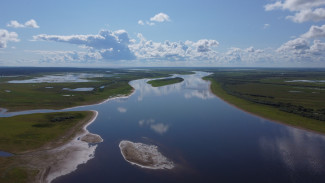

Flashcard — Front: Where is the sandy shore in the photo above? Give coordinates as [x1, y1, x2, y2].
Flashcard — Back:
[11, 110, 102, 183]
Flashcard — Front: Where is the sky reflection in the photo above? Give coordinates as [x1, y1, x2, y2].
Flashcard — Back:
[259, 127, 325, 174]
[131, 71, 213, 101]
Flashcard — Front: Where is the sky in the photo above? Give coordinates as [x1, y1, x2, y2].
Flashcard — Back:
[1, 0, 325, 67]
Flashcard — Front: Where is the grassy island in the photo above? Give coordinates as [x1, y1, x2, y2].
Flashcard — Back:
[0, 111, 95, 183]
[147, 77, 184, 87]
[204, 69, 325, 134]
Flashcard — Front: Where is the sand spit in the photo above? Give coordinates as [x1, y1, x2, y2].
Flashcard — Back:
[119, 140, 174, 170]
[12, 111, 102, 183]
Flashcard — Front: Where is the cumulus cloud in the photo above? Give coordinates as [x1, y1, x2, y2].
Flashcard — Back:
[31, 50, 102, 63]
[265, 0, 325, 11]
[276, 23, 325, 64]
[7, 19, 39, 28]
[138, 12, 170, 26]
[33, 30, 135, 60]
[277, 38, 310, 54]
[192, 39, 219, 52]
[287, 8, 325, 23]
[129, 33, 219, 61]
[138, 20, 144, 25]
[265, 0, 325, 23]
[150, 13, 170, 22]
[0, 29, 19, 48]
[301, 24, 325, 38]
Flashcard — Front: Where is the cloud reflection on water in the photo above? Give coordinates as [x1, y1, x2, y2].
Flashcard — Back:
[130, 71, 213, 101]
[259, 127, 325, 175]
[117, 107, 127, 113]
[138, 119, 169, 135]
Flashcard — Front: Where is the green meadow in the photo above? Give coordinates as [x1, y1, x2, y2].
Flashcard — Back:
[147, 77, 184, 87]
[204, 68, 325, 133]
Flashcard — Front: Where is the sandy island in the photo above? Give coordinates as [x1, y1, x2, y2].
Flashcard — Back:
[119, 140, 174, 170]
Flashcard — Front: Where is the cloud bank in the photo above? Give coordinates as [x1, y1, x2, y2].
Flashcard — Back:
[34, 30, 135, 60]
[265, 0, 325, 23]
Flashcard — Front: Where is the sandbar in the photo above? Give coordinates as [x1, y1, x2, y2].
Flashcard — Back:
[119, 140, 174, 170]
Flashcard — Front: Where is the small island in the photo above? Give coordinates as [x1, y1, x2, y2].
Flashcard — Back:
[147, 77, 184, 87]
[119, 140, 174, 169]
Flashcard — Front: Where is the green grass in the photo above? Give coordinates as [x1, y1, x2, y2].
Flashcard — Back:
[0, 68, 193, 112]
[0, 111, 94, 183]
[204, 71, 325, 134]
[147, 77, 184, 87]
[0, 111, 94, 154]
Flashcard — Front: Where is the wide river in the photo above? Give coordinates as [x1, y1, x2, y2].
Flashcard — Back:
[3, 71, 325, 182]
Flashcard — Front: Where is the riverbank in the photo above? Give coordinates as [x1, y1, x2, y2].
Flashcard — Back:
[0, 110, 101, 183]
[205, 77, 325, 134]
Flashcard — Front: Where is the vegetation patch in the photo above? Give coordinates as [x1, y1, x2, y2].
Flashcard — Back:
[0, 111, 92, 154]
[147, 77, 184, 87]
[0, 111, 94, 183]
[0, 68, 193, 111]
[204, 68, 325, 134]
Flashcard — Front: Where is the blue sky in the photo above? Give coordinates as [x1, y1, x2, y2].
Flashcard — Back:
[1, 0, 325, 67]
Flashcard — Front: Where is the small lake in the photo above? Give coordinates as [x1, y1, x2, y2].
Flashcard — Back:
[2, 71, 325, 183]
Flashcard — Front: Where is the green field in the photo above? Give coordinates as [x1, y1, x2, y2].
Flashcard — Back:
[204, 68, 325, 133]
[147, 77, 184, 87]
[0, 111, 94, 183]
[0, 68, 192, 112]
[0, 111, 94, 154]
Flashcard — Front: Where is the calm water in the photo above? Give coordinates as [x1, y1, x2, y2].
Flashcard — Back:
[3, 71, 325, 182]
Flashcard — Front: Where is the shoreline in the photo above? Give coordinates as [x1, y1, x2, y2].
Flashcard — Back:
[0, 87, 136, 115]
[62, 88, 136, 111]
[38, 110, 101, 183]
[205, 78, 325, 136]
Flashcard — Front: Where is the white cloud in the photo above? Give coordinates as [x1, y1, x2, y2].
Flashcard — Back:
[150, 13, 170, 22]
[138, 13, 170, 26]
[265, 0, 325, 23]
[192, 39, 219, 52]
[276, 24, 325, 63]
[265, 0, 325, 11]
[146, 21, 155, 26]
[7, 20, 24, 28]
[117, 107, 127, 113]
[287, 8, 325, 22]
[24, 19, 40, 28]
[31, 50, 102, 63]
[138, 20, 144, 25]
[7, 19, 39, 28]
[277, 38, 310, 54]
[0, 29, 19, 48]
[129, 33, 219, 61]
[301, 24, 325, 39]
[33, 30, 135, 60]
[263, 23, 270, 29]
